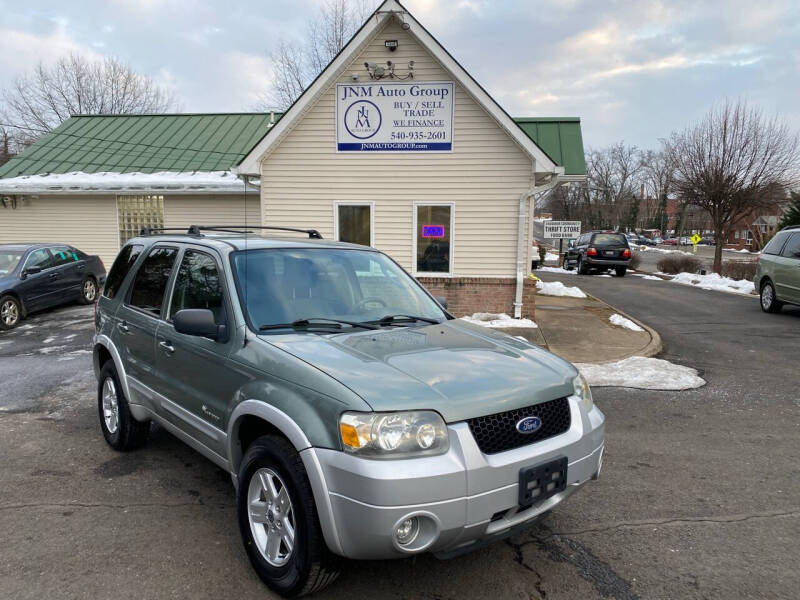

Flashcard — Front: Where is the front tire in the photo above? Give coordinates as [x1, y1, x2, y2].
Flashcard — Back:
[562, 256, 573, 271]
[760, 280, 782, 313]
[237, 435, 339, 597]
[0, 295, 21, 330]
[97, 362, 149, 450]
[80, 276, 98, 304]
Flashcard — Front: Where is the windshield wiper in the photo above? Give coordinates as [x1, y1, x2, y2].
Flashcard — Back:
[372, 314, 441, 326]
[259, 318, 379, 331]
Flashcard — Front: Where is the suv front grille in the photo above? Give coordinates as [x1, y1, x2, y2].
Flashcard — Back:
[466, 397, 571, 455]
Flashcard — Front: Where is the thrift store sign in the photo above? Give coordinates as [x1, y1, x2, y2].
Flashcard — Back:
[336, 81, 454, 151]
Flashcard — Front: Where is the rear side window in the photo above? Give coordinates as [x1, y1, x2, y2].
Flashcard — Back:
[127, 246, 178, 316]
[780, 233, 800, 259]
[763, 231, 792, 256]
[169, 250, 225, 323]
[104, 244, 143, 299]
[50, 246, 78, 267]
[592, 233, 628, 247]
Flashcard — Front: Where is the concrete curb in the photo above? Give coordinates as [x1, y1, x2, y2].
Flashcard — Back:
[583, 293, 663, 362]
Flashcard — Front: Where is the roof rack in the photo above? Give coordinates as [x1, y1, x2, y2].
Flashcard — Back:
[139, 227, 199, 236]
[138, 225, 323, 239]
[189, 225, 323, 239]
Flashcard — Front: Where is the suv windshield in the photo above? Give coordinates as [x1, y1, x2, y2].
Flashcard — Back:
[0, 250, 24, 275]
[232, 248, 446, 330]
[592, 233, 628, 247]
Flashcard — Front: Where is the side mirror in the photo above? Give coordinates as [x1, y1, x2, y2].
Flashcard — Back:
[173, 309, 226, 341]
[435, 296, 448, 310]
[568, 241, 575, 248]
[22, 265, 42, 279]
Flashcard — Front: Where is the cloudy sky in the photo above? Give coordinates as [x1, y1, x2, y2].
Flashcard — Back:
[1, 0, 798, 148]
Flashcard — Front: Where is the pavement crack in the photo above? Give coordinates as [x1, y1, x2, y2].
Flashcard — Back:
[0, 501, 230, 511]
[539, 509, 800, 538]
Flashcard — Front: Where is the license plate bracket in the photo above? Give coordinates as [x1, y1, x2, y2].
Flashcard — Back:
[518, 457, 568, 506]
[603, 250, 615, 256]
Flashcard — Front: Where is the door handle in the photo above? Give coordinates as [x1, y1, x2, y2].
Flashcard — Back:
[159, 340, 175, 354]
[118, 321, 130, 333]
[48, 272, 59, 279]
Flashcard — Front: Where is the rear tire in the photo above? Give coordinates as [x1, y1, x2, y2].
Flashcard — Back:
[80, 276, 98, 304]
[615, 267, 627, 277]
[577, 256, 587, 275]
[237, 435, 339, 597]
[0, 295, 21, 330]
[97, 362, 149, 450]
[760, 280, 782, 313]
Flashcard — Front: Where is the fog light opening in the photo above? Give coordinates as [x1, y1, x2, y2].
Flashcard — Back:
[395, 517, 419, 545]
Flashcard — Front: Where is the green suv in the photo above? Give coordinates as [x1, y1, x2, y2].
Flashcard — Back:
[754, 225, 800, 313]
[93, 226, 604, 597]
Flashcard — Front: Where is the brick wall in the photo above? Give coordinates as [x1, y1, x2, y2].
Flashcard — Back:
[417, 277, 536, 319]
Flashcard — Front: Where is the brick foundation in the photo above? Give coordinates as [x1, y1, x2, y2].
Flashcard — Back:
[417, 277, 536, 319]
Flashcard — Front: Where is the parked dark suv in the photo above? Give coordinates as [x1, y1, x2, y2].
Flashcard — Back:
[562, 231, 632, 276]
[0, 243, 106, 330]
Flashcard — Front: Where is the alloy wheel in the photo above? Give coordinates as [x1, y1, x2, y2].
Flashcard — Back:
[102, 377, 119, 434]
[247, 467, 296, 567]
[1, 300, 19, 327]
[83, 279, 97, 302]
[761, 284, 774, 311]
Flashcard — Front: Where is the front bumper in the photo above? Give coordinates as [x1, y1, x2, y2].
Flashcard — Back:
[301, 396, 604, 560]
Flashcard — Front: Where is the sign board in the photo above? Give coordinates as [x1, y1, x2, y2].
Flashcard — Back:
[691, 234, 702, 245]
[421, 224, 445, 238]
[543, 221, 581, 239]
[335, 82, 454, 152]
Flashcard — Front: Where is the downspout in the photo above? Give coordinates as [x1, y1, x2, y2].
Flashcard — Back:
[514, 172, 562, 318]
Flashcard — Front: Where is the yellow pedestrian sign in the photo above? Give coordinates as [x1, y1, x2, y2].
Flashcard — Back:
[691, 234, 701, 253]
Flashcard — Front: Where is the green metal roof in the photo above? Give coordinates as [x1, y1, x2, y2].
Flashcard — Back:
[514, 118, 586, 176]
[0, 112, 585, 178]
[0, 113, 281, 178]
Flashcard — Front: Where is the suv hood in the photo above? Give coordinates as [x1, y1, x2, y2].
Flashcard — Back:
[266, 320, 576, 423]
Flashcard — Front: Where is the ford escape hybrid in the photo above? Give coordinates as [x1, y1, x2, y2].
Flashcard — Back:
[93, 225, 605, 597]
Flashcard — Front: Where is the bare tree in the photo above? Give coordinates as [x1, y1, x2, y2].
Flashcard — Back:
[2, 53, 177, 145]
[641, 146, 676, 233]
[585, 142, 644, 230]
[264, 0, 374, 109]
[668, 99, 800, 273]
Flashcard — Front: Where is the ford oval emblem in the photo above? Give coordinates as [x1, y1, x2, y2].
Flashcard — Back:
[516, 416, 542, 434]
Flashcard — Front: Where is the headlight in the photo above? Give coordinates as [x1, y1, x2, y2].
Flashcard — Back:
[339, 411, 449, 458]
[573, 374, 593, 411]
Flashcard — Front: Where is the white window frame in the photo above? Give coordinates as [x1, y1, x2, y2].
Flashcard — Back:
[333, 201, 374, 247]
[412, 201, 455, 277]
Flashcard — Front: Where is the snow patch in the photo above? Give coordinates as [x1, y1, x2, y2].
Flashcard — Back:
[536, 280, 586, 298]
[544, 252, 559, 262]
[576, 357, 705, 390]
[43, 337, 56, 344]
[0, 170, 248, 193]
[609, 314, 644, 332]
[461, 313, 538, 328]
[537, 266, 573, 275]
[671, 272, 755, 296]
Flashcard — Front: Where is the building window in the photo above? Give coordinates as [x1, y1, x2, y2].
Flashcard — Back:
[117, 195, 164, 246]
[415, 204, 453, 274]
[335, 203, 372, 246]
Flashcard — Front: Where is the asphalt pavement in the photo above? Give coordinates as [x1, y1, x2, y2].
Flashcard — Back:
[1, 280, 798, 600]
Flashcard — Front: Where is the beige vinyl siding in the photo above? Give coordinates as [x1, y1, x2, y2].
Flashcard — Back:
[261, 19, 533, 277]
[163, 195, 261, 231]
[0, 195, 119, 266]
